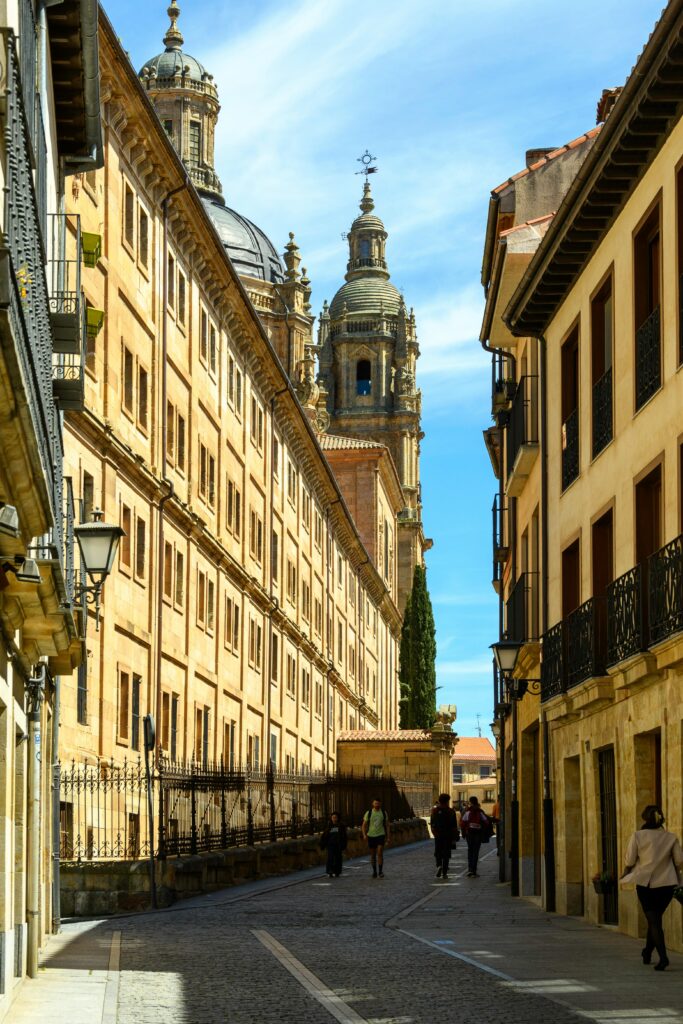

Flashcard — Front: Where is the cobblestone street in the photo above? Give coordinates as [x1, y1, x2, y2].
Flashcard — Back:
[7, 840, 683, 1024]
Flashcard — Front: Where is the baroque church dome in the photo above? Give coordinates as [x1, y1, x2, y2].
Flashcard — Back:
[139, 2, 284, 284]
[329, 278, 402, 319]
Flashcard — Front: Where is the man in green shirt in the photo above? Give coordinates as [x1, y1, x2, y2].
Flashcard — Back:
[362, 798, 390, 878]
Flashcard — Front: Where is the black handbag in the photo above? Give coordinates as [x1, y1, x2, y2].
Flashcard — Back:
[673, 885, 683, 906]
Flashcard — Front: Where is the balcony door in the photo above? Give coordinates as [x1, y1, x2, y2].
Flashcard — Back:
[635, 465, 662, 565]
[562, 539, 580, 618]
[592, 510, 613, 598]
[561, 328, 580, 490]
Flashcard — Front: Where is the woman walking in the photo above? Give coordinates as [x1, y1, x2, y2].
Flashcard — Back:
[320, 812, 348, 878]
[620, 805, 683, 971]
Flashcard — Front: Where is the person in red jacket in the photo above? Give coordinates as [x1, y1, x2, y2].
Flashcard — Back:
[460, 796, 490, 877]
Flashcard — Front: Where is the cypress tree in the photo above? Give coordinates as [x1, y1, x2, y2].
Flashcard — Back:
[398, 564, 437, 729]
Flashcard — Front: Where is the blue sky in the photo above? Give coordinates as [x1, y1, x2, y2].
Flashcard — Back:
[107, 0, 664, 739]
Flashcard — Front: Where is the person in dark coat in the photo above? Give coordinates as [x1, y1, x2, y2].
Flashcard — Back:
[430, 793, 459, 879]
[320, 812, 348, 878]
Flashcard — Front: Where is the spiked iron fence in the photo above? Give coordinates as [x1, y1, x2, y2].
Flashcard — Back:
[59, 758, 433, 863]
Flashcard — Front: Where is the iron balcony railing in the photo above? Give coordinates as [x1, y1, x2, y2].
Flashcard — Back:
[19, 0, 37, 145]
[540, 620, 565, 702]
[607, 565, 644, 666]
[505, 571, 539, 644]
[506, 374, 538, 480]
[48, 212, 82, 352]
[491, 494, 509, 590]
[561, 407, 579, 490]
[648, 534, 683, 645]
[592, 366, 612, 458]
[635, 306, 661, 410]
[491, 349, 515, 416]
[0, 30, 59, 510]
[566, 596, 607, 688]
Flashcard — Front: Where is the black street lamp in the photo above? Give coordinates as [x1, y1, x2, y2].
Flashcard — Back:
[491, 638, 522, 897]
[74, 508, 124, 631]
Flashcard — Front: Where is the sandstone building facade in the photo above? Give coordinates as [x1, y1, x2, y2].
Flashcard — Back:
[58, 6, 426, 786]
[484, 0, 683, 953]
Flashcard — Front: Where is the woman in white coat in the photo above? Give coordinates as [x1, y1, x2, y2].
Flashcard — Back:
[621, 805, 683, 971]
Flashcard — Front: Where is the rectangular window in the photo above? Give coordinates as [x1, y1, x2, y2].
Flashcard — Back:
[175, 550, 184, 606]
[314, 511, 322, 549]
[170, 695, 178, 761]
[208, 454, 216, 508]
[452, 764, 463, 784]
[167, 254, 175, 309]
[197, 569, 206, 626]
[286, 653, 296, 696]
[81, 471, 94, 523]
[124, 183, 135, 249]
[315, 679, 322, 717]
[634, 204, 661, 409]
[273, 438, 280, 478]
[137, 365, 148, 430]
[301, 580, 311, 622]
[287, 462, 297, 505]
[177, 414, 186, 473]
[301, 488, 311, 530]
[250, 509, 263, 563]
[164, 541, 173, 598]
[227, 479, 242, 537]
[202, 708, 210, 765]
[199, 443, 208, 499]
[561, 326, 579, 491]
[135, 516, 146, 579]
[271, 633, 279, 684]
[162, 119, 173, 138]
[162, 692, 170, 750]
[337, 554, 343, 589]
[224, 719, 236, 770]
[131, 674, 141, 751]
[228, 356, 235, 405]
[225, 595, 234, 650]
[314, 597, 322, 637]
[207, 579, 215, 632]
[301, 668, 310, 708]
[120, 504, 132, 568]
[189, 120, 201, 164]
[118, 670, 130, 741]
[287, 560, 297, 605]
[271, 530, 279, 583]
[200, 308, 208, 363]
[139, 208, 149, 269]
[249, 618, 262, 669]
[209, 324, 217, 375]
[123, 346, 134, 413]
[591, 275, 613, 458]
[349, 644, 355, 677]
[250, 396, 264, 450]
[235, 369, 243, 415]
[328, 693, 334, 730]
[337, 620, 343, 663]
[166, 401, 175, 463]
[195, 707, 203, 762]
[177, 272, 186, 326]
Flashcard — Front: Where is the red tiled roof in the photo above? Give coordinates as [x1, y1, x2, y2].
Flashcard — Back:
[452, 737, 496, 763]
[319, 434, 387, 452]
[492, 127, 602, 195]
[338, 729, 431, 741]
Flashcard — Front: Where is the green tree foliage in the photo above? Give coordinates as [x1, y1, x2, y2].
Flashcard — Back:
[398, 564, 437, 729]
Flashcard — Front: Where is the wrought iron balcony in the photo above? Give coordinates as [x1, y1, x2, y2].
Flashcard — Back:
[48, 213, 83, 354]
[649, 535, 683, 645]
[566, 596, 607, 688]
[561, 407, 579, 490]
[491, 494, 509, 592]
[592, 367, 612, 458]
[505, 571, 539, 644]
[635, 306, 661, 410]
[506, 374, 539, 490]
[607, 565, 644, 666]
[541, 620, 565, 702]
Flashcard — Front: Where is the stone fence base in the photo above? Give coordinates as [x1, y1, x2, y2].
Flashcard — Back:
[61, 817, 428, 917]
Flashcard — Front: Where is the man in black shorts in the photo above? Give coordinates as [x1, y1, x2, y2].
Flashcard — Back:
[362, 798, 390, 878]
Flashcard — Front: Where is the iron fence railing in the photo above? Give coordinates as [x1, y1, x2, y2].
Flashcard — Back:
[59, 759, 433, 863]
[506, 375, 538, 480]
[491, 493, 509, 590]
[635, 306, 661, 410]
[592, 367, 612, 458]
[18, 0, 37, 145]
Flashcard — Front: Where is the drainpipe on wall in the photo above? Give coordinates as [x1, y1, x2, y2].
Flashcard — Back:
[539, 333, 556, 912]
[26, 664, 46, 979]
[266, 387, 288, 767]
[155, 181, 188, 744]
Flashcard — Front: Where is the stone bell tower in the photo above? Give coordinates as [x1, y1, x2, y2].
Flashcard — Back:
[139, 1, 223, 201]
[318, 178, 429, 607]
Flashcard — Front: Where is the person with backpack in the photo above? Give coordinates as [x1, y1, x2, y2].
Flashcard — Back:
[362, 798, 390, 878]
[460, 795, 491, 877]
[430, 793, 459, 879]
[319, 811, 348, 878]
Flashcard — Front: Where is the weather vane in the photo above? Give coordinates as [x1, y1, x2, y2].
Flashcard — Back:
[356, 150, 378, 178]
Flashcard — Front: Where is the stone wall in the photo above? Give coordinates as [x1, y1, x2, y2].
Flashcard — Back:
[60, 818, 428, 917]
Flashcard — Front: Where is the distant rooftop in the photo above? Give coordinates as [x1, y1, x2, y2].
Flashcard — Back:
[452, 737, 496, 763]
[338, 729, 432, 742]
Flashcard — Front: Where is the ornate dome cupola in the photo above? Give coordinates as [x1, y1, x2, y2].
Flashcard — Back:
[139, 2, 223, 201]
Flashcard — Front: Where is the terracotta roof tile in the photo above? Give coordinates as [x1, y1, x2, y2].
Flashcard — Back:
[338, 729, 432, 741]
[319, 434, 387, 452]
[492, 126, 602, 195]
[452, 737, 496, 762]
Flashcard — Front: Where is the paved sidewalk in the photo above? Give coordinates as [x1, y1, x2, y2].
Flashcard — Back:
[396, 845, 683, 1024]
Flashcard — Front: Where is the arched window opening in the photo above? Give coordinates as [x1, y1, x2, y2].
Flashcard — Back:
[359, 239, 371, 259]
[357, 359, 372, 396]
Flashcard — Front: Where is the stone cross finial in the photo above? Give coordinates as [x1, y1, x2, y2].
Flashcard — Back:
[360, 180, 375, 214]
[164, 0, 184, 50]
[283, 232, 301, 282]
